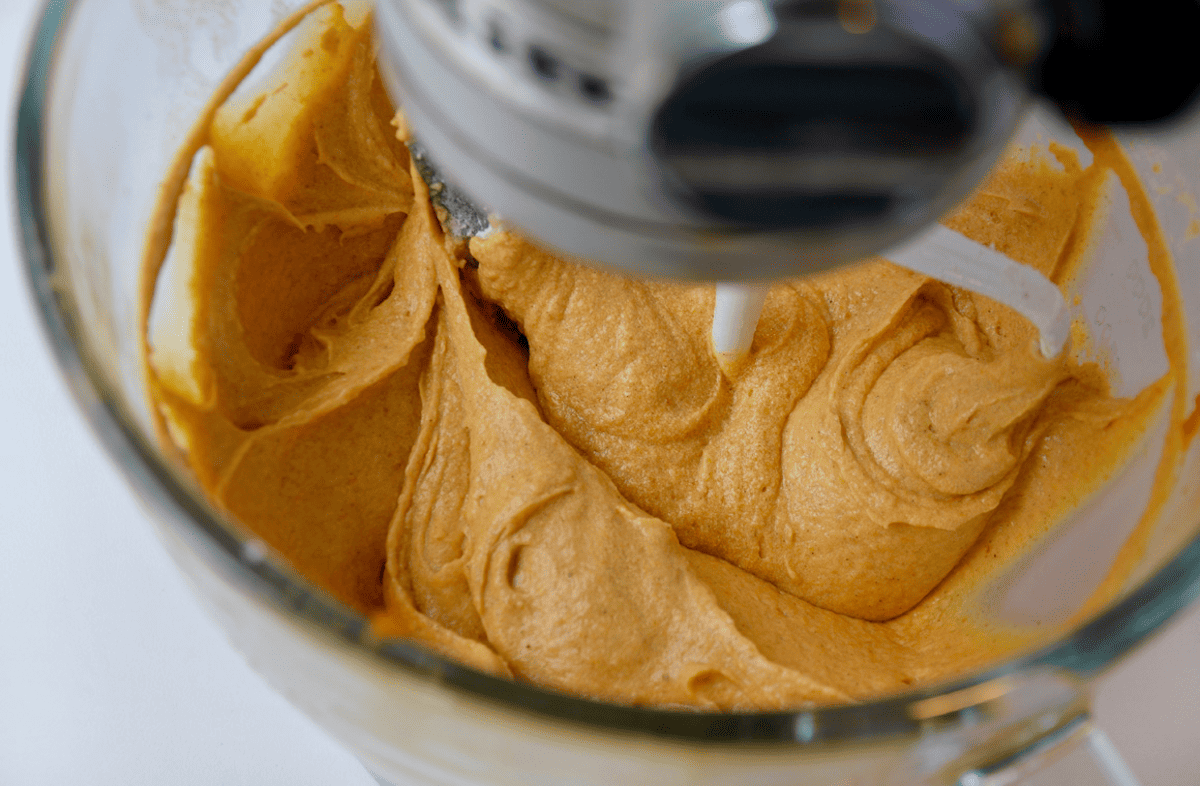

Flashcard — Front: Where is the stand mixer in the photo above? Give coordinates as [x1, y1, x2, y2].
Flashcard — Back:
[374, 0, 1200, 364]
[373, 0, 1200, 278]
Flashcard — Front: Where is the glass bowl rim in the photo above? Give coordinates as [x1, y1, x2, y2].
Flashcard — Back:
[13, 0, 1200, 748]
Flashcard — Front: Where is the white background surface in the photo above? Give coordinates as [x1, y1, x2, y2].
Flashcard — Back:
[1, 1, 1198, 784]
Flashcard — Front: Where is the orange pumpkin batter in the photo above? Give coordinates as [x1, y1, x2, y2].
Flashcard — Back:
[142, 3, 1180, 709]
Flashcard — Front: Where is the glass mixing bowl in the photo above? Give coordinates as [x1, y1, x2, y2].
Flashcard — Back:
[14, 0, 1200, 783]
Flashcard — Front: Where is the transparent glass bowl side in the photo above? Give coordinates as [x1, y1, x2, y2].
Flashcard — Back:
[14, 0, 1200, 775]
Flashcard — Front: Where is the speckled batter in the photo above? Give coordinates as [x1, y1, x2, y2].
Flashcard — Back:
[142, 4, 1179, 709]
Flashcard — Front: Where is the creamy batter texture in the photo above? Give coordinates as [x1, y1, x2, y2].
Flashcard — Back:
[144, 4, 1178, 709]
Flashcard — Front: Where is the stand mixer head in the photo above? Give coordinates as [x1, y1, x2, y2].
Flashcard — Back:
[375, 0, 1200, 281]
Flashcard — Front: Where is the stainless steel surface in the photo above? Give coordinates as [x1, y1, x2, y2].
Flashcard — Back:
[375, 0, 1033, 279]
[408, 140, 492, 238]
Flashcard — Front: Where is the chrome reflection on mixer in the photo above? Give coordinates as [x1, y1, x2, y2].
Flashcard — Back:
[374, 0, 1200, 280]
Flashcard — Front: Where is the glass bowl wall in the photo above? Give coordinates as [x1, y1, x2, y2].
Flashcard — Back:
[15, 0, 1200, 783]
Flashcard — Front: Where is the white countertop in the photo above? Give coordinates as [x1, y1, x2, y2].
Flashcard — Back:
[1, 2, 1197, 784]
